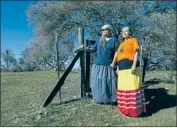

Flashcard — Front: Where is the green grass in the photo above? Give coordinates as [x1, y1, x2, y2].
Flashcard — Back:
[1, 71, 176, 126]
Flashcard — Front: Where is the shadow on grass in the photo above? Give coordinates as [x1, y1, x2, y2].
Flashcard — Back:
[96, 101, 117, 106]
[49, 98, 82, 107]
[141, 88, 177, 117]
[143, 78, 174, 88]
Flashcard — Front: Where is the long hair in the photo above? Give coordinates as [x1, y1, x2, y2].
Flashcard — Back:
[99, 30, 112, 48]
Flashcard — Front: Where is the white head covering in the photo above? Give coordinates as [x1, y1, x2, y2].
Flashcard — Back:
[101, 24, 112, 30]
[100, 24, 112, 47]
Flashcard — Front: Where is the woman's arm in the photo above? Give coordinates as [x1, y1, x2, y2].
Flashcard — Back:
[115, 64, 119, 75]
[131, 51, 139, 74]
[85, 47, 96, 53]
[80, 45, 96, 53]
[110, 52, 117, 68]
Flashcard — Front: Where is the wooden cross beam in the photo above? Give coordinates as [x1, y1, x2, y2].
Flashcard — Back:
[42, 51, 82, 107]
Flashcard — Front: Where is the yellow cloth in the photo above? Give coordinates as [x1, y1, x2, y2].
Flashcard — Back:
[118, 67, 142, 90]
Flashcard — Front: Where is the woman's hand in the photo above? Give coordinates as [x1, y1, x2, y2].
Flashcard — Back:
[80, 44, 85, 49]
[116, 69, 119, 75]
[110, 63, 115, 69]
[131, 65, 136, 74]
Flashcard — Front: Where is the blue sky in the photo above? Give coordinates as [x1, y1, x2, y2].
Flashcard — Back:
[1, 1, 37, 58]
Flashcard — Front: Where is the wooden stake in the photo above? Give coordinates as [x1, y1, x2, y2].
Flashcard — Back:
[55, 32, 61, 102]
[78, 27, 86, 97]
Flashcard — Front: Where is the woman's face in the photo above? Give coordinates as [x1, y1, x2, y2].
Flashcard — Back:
[122, 29, 130, 39]
[102, 28, 111, 37]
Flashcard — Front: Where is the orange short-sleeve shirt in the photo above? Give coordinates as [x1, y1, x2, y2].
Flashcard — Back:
[116, 37, 140, 62]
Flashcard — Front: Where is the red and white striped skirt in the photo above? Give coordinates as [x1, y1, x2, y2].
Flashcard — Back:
[117, 68, 146, 117]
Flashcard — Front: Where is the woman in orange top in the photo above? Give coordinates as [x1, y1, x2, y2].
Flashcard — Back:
[111, 26, 146, 118]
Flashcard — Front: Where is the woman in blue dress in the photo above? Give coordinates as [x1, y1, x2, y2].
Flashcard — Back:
[86, 24, 120, 104]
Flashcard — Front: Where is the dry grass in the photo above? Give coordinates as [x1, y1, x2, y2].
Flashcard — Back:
[1, 71, 176, 126]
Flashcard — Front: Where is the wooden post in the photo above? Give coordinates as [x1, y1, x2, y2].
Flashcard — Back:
[5, 49, 9, 71]
[142, 53, 148, 83]
[78, 27, 86, 97]
[55, 32, 61, 102]
[85, 40, 91, 95]
[140, 45, 143, 72]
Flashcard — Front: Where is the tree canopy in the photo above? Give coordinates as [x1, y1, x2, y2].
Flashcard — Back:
[21, 1, 176, 71]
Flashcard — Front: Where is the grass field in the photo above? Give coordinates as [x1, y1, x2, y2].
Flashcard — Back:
[1, 71, 176, 126]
